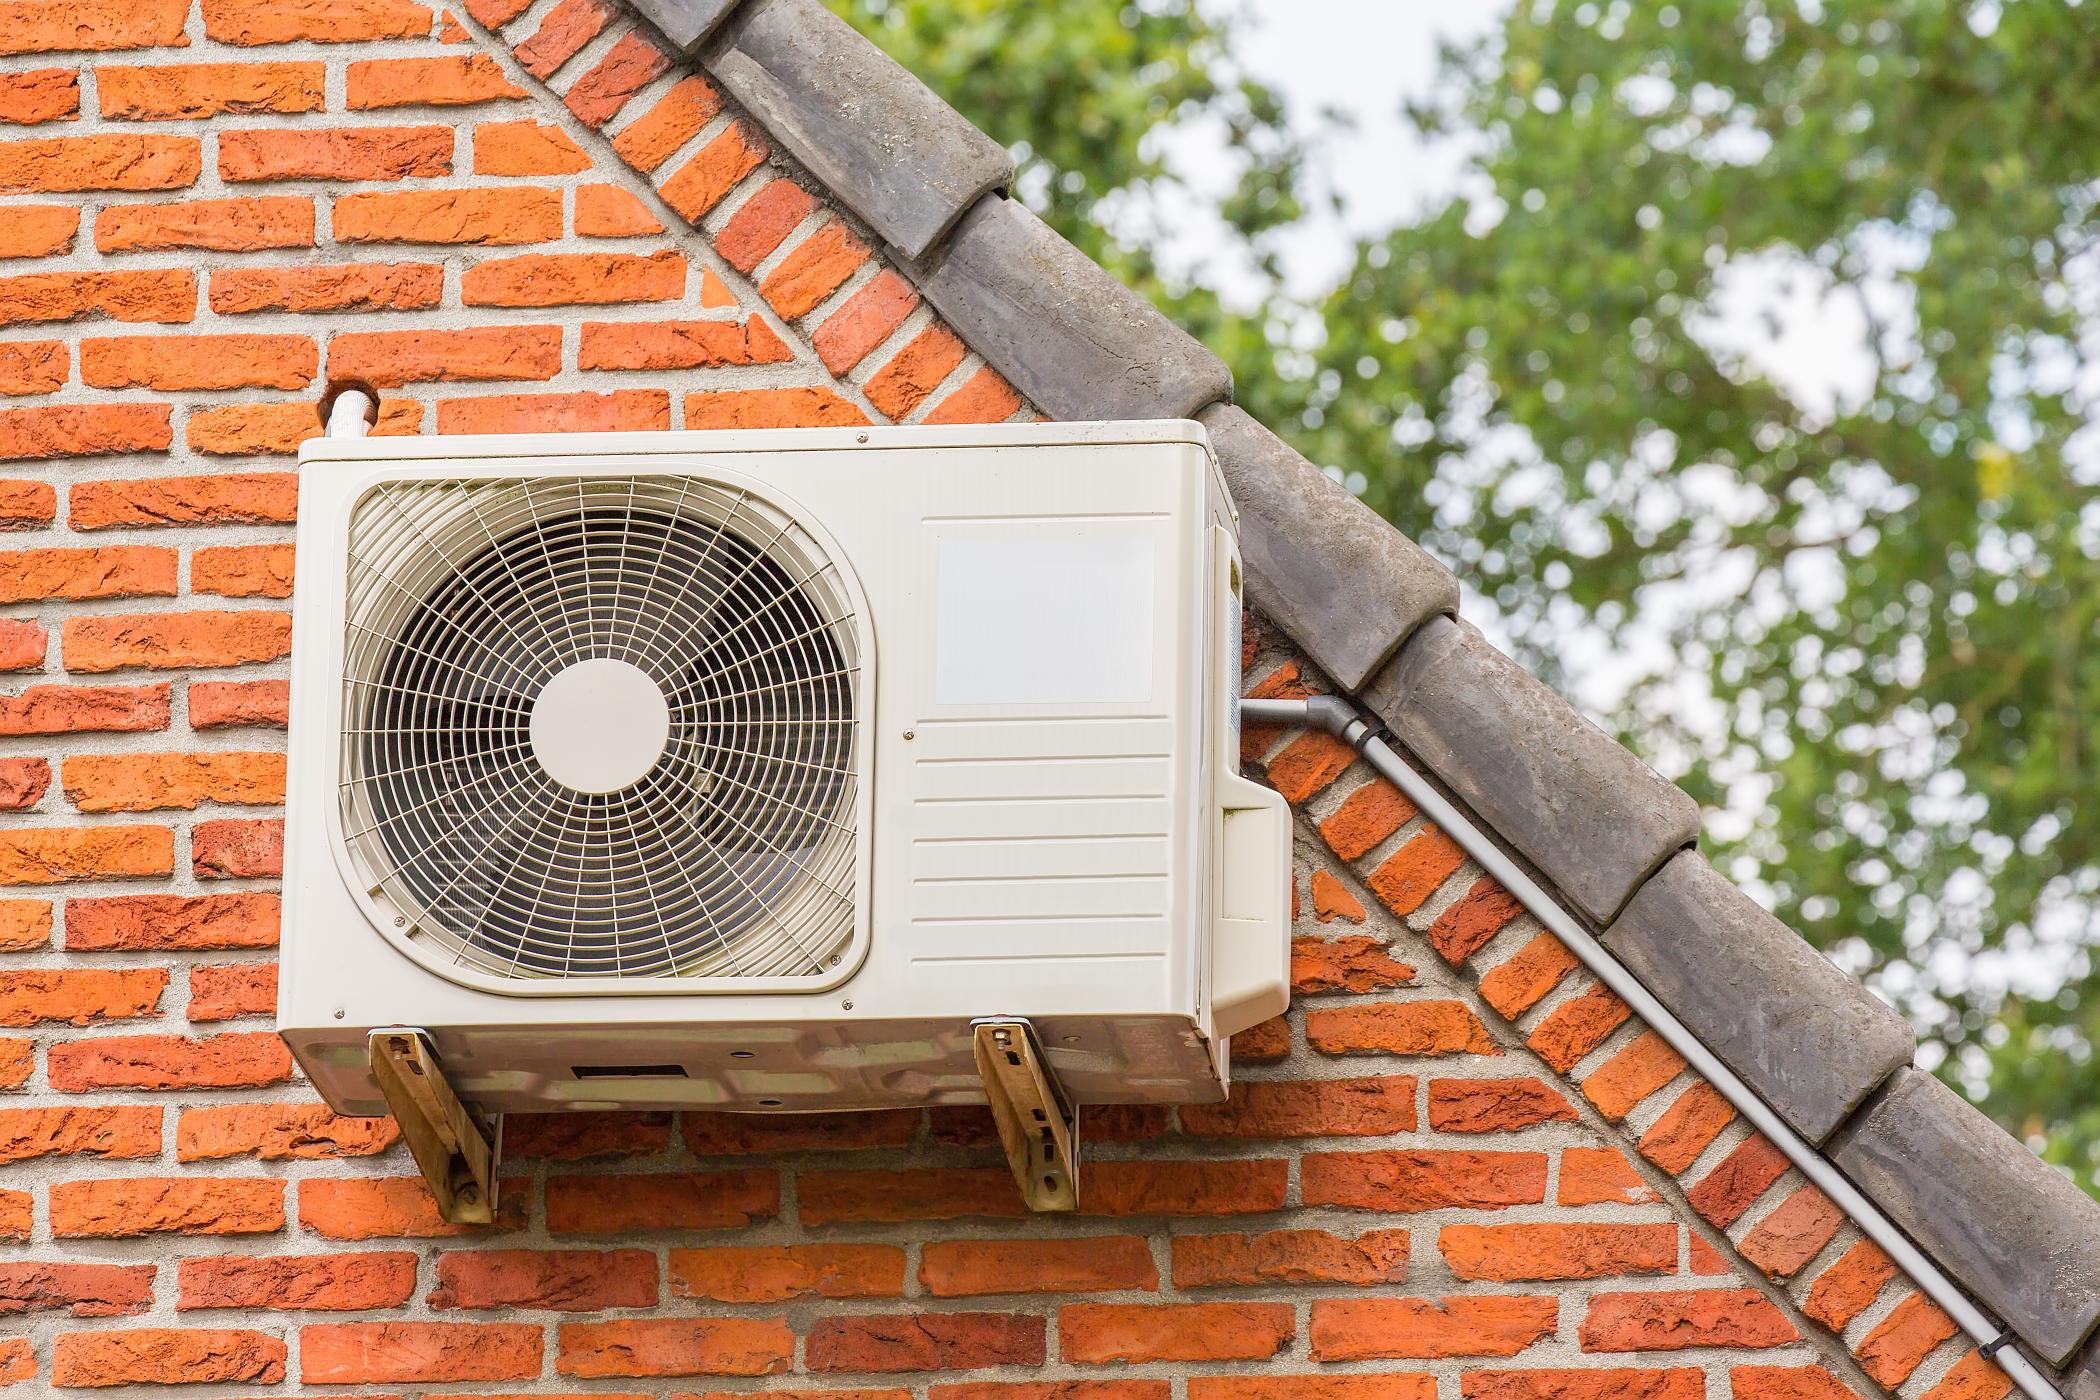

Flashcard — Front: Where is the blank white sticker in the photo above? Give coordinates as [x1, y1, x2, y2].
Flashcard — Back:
[935, 533, 1155, 706]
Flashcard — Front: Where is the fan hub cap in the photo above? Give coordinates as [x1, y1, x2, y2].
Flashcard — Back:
[529, 658, 670, 794]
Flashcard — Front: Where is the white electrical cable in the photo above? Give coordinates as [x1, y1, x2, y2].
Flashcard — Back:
[1240, 694, 2061, 1400]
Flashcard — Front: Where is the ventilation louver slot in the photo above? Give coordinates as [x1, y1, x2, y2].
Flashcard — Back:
[337, 475, 863, 986]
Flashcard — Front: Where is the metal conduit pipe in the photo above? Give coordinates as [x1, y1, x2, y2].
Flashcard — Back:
[1240, 693, 2064, 1400]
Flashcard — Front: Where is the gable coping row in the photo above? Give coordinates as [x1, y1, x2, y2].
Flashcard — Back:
[592, 0, 2100, 1382]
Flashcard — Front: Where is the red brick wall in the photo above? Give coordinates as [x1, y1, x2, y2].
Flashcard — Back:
[0, 2, 2005, 1397]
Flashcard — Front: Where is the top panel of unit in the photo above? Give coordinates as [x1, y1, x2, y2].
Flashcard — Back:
[298, 419, 1212, 464]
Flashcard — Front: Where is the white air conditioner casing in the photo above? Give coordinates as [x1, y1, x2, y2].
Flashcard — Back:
[280, 420, 1290, 1117]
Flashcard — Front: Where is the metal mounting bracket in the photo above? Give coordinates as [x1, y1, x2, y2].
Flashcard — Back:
[367, 1029, 502, 1226]
[971, 1017, 1079, 1212]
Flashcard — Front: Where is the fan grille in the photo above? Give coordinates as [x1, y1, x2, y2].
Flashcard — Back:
[338, 474, 862, 984]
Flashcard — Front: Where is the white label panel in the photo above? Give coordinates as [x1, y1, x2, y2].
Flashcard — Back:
[934, 534, 1155, 705]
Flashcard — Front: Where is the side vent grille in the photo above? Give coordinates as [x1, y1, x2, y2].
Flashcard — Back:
[337, 474, 862, 985]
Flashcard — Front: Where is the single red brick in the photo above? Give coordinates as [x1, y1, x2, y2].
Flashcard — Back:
[0, 268, 193, 326]
[813, 269, 919, 374]
[761, 219, 871, 322]
[1061, 1302, 1293, 1364]
[1440, 1222, 1677, 1281]
[1477, 931, 1580, 1018]
[0, 682, 168, 735]
[1302, 1148, 1547, 1213]
[430, 1248, 658, 1311]
[1528, 983, 1632, 1072]
[0, 403, 173, 460]
[0, 1261, 155, 1316]
[190, 679, 289, 729]
[0, 345, 64, 397]
[335, 187, 560, 246]
[1080, 1159, 1290, 1218]
[1804, 1240, 1898, 1330]
[98, 61, 323, 119]
[1171, 1229, 1410, 1288]
[71, 471, 296, 528]
[188, 962, 276, 1022]
[52, 1176, 283, 1237]
[0, 900, 49, 949]
[719, 178, 818, 272]
[1685, 1133, 1791, 1228]
[574, 183, 662, 236]
[671, 1243, 906, 1302]
[51, 1328, 284, 1387]
[684, 386, 868, 429]
[179, 1252, 416, 1310]
[1857, 1293, 1958, 1387]
[301, 1321, 543, 1384]
[1293, 934, 1415, 994]
[438, 389, 671, 435]
[1462, 1370, 1704, 1400]
[1426, 877, 1525, 963]
[1232, 1014, 1291, 1063]
[1918, 1352, 2014, 1400]
[565, 30, 671, 127]
[0, 825, 173, 884]
[464, 250, 685, 306]
[1366, 826, 1468, 916]
[807, 1313, 1043, 1373]
[1306, 999, 1497, 1056]
[192, 543, 295, 600]
[1558, 1146, 1660, 1206]
[580, 318, 790, 371]
[210, 261, 442, 314]
[1579, 1288, 1799, 1353]
[0, 966, 164, 1026]
[61, 750, 284, 812]
[544, 1170, 779, 1233]
[0, 618, 42, 670]
[329, 325, 562, 386]
[1730, 1366, 1867, 1400]
[864, 323, 967, 422]
[472, 118, 588, 175]
[48, 1031, 290, 1091]
[96, 195, 313, 252]
[1310, 1296, 1559, 1361]
[82, 334, 314, 391]
[0, 204, 79, 258]
[220, 124, 453, 181]
[176, 1102, 396, 1160]
[557, 1315, 792, 1377]
[659, 122, 768, 223]
[346, 53, 525, 109]
[0, 545, 174, 602]
[1638, 1082, 1738, 1174]
[66, 892, 278, 949]
[611, 74, 724, 172]
[1192, 1382, 1430, 1400]
[513, 0, 613, 78]
[0, 756, 47, 808]
[924, 365, 1024, 425]
[1180, 1074, 1416, 1139]
[1582, 1030, 1688, 1121]
[203, 0, 433, 44]
[0, 1104, 161, 1161]
[799, 1166, 1023, 1226]
[1317, 777, 1417, 859]
[0, 132, 198, 192]
[0, 67, 79, 124]
[1426, 1077, 1577, 1133]
[920, 1237, 1156, 1297]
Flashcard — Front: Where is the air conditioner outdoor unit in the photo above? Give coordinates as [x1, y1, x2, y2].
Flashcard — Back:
[279, 418, 1289, 1215]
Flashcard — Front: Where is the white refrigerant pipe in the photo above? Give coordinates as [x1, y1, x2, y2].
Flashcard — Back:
[325, 386, 375, 440]
[1240, 692, 2062, 1400]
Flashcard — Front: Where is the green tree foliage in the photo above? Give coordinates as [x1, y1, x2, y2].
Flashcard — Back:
[834, 0, 2100, 1191]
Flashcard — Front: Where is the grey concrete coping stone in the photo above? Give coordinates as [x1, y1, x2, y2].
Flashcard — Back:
[705, 0, 1014, 261]
[1199, 402, 1456, 690]
[1360, 615, 1700, 926]
[628, 0, 742, 53]
[2065, 1343, 2100, 1400]
[1602, 850, 1914, 1145]
[909, 196, 1234, 421]
[1830, 1067, 2100, 1366]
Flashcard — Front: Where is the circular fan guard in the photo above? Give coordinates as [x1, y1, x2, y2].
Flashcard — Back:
[338, 475, 863, 983]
